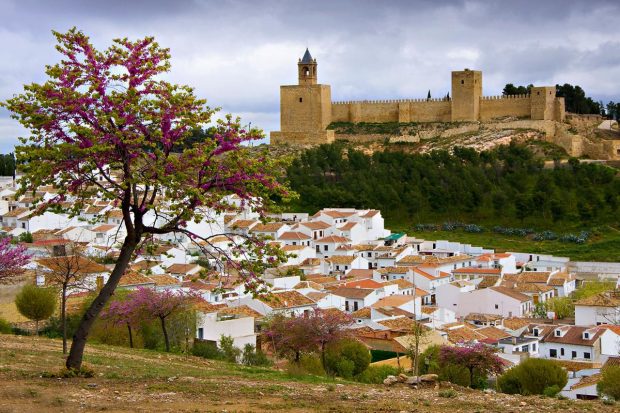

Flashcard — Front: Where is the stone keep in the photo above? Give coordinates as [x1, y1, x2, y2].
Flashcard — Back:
[270, 50, 565, 145]
[270, 49, 335, 145]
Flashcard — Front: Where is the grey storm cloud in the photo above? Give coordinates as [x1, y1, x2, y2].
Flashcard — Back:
[0, 0, 619, 151]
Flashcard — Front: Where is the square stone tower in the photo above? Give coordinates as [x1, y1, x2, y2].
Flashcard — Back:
[451, 69, 482, 121]
[270, 49, 334, 145]
[530, 86, 556, 120]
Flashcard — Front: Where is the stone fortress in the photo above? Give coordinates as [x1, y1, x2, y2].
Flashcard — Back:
[270, 49, 566, 145]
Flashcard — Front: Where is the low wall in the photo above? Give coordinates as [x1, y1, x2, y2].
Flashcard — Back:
[331, 99, 451, 123]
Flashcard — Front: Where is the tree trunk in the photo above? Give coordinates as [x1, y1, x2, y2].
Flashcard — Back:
[35, 320, 39, 336]
[66, 236, 138, 370]
[160, 316, 170, 352]
[127, 323, 134, 349]
[320, 343, 326, 371]
[62, 284, 67, 354]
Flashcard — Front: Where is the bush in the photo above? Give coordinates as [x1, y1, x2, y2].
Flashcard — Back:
[0, 317, 12, 334]
[241, 344, 271, 367]
[498, 358, 567, 395]
[597, 366, 620, 400]
[439, 363, 471, 388]
[324, 339, 371, 378]
[543, 385, 561, 397]
[354, 365, 400, 384]
[438, 389, 458, 398]
[299, 354, 325, 376]
[497, 367, 522, 394]
[192, 340, 223, 360]
[15, 285, 57, 334]
[219, 335, 241, 363]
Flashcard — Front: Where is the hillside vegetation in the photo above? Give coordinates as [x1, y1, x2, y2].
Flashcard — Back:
[0, 334, 616, 412]
[285, 142, 620, 260]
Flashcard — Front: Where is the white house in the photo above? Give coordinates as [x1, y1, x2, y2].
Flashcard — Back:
[195, 305, 257, 354]
[331, 286, 380, 313]
[540, 325, 608, 363]
[436, 284, 533, 318]
[574, 292, 620, 326]
[314, 235, 351, 258]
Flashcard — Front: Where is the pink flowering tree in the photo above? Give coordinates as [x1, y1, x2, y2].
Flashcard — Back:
[2, 28, 289, 370]
[439, 343, 506, 388]
[264, 309, 352, 365]
[0, 237, 31, 284]
[123, 287, 197, 352]
[101, 291, 142, 348]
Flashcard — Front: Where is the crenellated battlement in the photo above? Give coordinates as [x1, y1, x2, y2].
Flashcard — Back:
[332, 98, 451, 105]
[481, 94, 530, 100]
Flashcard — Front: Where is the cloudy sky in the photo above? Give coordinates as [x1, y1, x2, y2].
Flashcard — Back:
[0, 0, 619, 151]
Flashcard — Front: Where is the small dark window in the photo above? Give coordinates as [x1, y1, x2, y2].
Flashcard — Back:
[537, 91, 540, 95]
[494, 304, 499, 309]
[560, 348, 565, 356]
[584, 352, 591, 359]
[550, 349, 557, 358]
[461, 80, 464, 85]
[571, 351, 577, 358]
[299, 97, 303, 103]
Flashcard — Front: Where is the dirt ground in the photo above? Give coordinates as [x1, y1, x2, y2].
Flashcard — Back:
[0, 334, 616, 413]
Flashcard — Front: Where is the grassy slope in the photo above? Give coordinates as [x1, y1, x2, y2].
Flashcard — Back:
[0, 334, 617, 412]
[401, 225, 620, 261]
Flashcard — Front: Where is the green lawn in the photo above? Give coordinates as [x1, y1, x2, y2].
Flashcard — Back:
[397, 225, 620, 262]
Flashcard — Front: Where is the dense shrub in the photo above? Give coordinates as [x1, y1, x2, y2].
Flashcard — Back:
[438, 363, 471, 387]
[598, 366, 620, 400]
[192, 340, 223, 360]
[241, 344, 271, 367]
[0, 317, 12, 334]
[354, 365, 401, 384]
[15, 285, 57, 334]
[299, 354, 325, 376]
[543, 385, 561, 397]
[219, 335, 241, 363]
[324, 339, 371, 378]
[498, 358, 567, 395]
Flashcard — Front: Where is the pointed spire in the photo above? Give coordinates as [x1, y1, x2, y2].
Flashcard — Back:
[301, 48, 313, 63]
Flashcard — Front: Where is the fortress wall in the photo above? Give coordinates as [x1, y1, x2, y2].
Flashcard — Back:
[331, 99, 452, 123]
[408, 100, 451, 122]
[480, 95, 531, 121]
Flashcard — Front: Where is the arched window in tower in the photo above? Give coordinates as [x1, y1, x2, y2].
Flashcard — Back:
[303, 66, 310, 76]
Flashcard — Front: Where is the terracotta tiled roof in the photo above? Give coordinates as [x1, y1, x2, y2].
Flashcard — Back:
[382, 279, 414, 289]
[444, 325, 486, 344]
[167, 263, 200, 274]
[2, 207, 29, 218]
[195, 300, 227, 313]
[299, 220, 331, 230]
[343, 279, 383, 289]
[338, 222, 358, 231]
[512, 283, 555, 293]
[375, 307, 415, 318]
[464, 313, 504, 322]
[360, 210, 379, 218]
[259, 290, 316, 309]
[476, 326, 511, 340]
[327, 255, 357, 265]
[278, 231, 311, 240]
[575, 292, 620, 307]
[320, 210, 356, 218]
[118, 271, 156, 287]
[37, 256, 108, 275]
[316, 235, 350, 243]
[219, 305, 263, 319]
[543, 326, 605, 346]
[91, 224, 116, 232]
[344, 269, 374, 280]
[503, 317, 535, 331]
[570, 373, 602, 390]
[453, 267, 501, 275]
[331, 287, 375, 299]
[230, 219, 258, 229]
[489, 286, 531, 303]
[477, 276, 499, 288]
[371, 294, 421, 308]
[377, 316, 417, 332]
[252, 222, 287, 232]
[518, 271, 550, 283]
[352, 244, 377, 251]
[306, 292, 328, 302]
[293, 280, 323, 290]
[148, 274, 181, 286]
[351, 307, 371, 318]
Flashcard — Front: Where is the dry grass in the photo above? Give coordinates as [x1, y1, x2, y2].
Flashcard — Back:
[0, 334, 617, 412]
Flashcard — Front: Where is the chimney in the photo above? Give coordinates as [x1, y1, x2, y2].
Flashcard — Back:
[512, 337, 517, 345]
